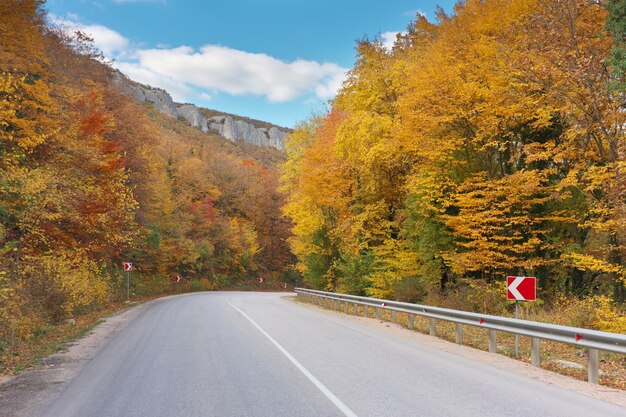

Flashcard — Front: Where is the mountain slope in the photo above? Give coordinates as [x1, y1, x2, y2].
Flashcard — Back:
[114, 71, 290, 150]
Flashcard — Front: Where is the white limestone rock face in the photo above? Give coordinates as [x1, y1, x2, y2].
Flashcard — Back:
[116, 71, 177, 118]
[208, 116, 286, 150]
[124, 84, 142, 101]
[235, 120, 264, 146]
[209, 116, 237, 140]
[268, 127, 287, 150]
[141, 88, 178, 119]
[177, 104, 208, 132]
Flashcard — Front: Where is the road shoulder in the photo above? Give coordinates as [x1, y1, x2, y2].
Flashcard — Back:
[291, 297, 626, 408]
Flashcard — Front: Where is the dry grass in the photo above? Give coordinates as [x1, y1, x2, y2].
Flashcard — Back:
[301, 297, 626, 390]
[0, 295, 161, 376]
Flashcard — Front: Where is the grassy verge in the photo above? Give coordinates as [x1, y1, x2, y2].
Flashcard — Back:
[297, 297, 626, 390]
[0, 295, 162, 377]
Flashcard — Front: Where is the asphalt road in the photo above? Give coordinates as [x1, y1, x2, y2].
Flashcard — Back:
[41, 292, 624, 417]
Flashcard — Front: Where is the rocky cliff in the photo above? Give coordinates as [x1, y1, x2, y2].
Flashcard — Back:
[112, 71, 288, 150]
[207, 116, 287, 149]
[177, 104, 209, 133]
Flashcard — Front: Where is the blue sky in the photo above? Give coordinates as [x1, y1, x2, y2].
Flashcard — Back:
[46, 0, 454, 128]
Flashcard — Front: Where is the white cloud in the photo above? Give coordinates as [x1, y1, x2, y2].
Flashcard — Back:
[315, 69, 347, 99]
[113, 62, 198, 101]
[81, 24, 129, 55]
[47, 16, 347, 103]
[380, 31, 407, 51]
[49, 15, 129, 55]
[132, 45, 348, 102]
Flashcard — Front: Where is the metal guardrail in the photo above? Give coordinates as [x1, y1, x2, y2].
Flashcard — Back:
[295, 288, 626, 384]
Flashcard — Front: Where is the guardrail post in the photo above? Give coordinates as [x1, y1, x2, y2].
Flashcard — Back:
[531, 337, 540, 367]
[344, 301, 349, 314]
[407, 313, 415, 330]
[376, 307, 381, 320]
[429, 318, 436, 336]
[455, 323, 463, 344]
[354, 302, 359, 315]
[588, 348, 599, 384]
[488, 330, 497, 353]
[363, 305, 368, 317]
[391, 310, 397, 323]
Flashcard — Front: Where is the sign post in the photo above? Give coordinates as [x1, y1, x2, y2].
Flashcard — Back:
[515, 300, 519, 357]
[174, 275, 181, 293]
[507, 276, 536, 357]
[123, 262, 133, 301]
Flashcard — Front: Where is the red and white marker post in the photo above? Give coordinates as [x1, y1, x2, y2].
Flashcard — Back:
[173, 274, 181, 293]
[123, 263, 133, 301]
[507, 276, 537, 357]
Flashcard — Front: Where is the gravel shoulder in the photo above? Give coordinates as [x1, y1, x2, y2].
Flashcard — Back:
[0, 297, 171, 417]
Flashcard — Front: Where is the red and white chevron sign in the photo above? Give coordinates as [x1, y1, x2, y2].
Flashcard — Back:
[507, 276, 536, 301]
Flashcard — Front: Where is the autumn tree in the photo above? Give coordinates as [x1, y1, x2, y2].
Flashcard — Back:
[282, 0, 626, 304]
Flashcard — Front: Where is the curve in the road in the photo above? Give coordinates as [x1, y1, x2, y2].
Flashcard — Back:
[40, 292, 625, 417]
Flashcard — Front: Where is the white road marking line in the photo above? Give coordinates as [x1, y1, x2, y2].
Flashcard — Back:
[228, 301, 358, 417]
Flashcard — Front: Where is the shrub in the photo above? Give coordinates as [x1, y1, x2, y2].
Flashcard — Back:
[424, 279, 509, 315]
[589, 296, 626, 333]
[335, 251, 375, 296]
[0, 277, 37, 348]
[23, 251, 109, 321]
[393, 276, 428, 303]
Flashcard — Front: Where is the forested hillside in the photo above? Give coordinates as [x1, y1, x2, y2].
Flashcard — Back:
[0, 0, 292, 353]
[281, 0, 626, 324]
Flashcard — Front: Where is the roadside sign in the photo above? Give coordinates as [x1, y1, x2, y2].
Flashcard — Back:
[174, 275, 181, 283]
[507, 276, 536, 301]
[257, 277, 263, 283]
[123, 263, 133, 301]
